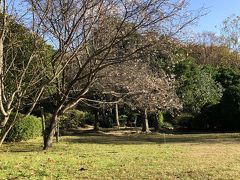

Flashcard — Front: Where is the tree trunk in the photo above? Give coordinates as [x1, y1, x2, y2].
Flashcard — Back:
[41, 107, 46, 146]
[142, 108, 150, 132]
[0, 38, 9, 128]
[0, 38, 4, 101]
[43, 111, 59, 150]
[0, 115, 9, 128]
[115, 103, 120, 128]
[56, 117, 60, 143]
[0, 112, 18, 146]
[94, 111, 99, 131]
[0, 121, 14, 146]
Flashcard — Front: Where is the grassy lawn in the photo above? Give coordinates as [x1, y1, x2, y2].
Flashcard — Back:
[1, 130, 240, 179]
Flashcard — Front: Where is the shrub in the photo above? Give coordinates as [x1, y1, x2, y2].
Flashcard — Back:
[58, 115, 69, 129]
[154, 111, 164, 131]
[119, 114, 128, 121]
[84, 113, 95, 125]
[60, 109, 89, 129]
[6, 114, 42, 142]
[162, 122, 174, 130]
[175, 111, 214, 130]
[174, 113, 194, 129]
[119, 115, 128, 126]
[219, 84, 240, 130]
[198, 103, 223, 130]
[44, 110, 93, 130]
[189, 115, 209, 130]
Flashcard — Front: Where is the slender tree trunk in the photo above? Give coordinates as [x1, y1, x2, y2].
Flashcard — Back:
[94, 111, 99, 131]
[41, 107, 46, 146]
[43, 110, 59, 150]
[142, 108, 150, 132]
[56, 117, 60, 143]
[0, 120, 14, 145]
[0, 37, 9, 128]
[0, 116, 9, 128]
[0, 112, 19, 146]
[115, 103, 120, 128]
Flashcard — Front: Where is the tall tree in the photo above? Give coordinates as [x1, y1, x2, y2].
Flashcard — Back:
[174, 60, 223, 114]
[0, 1, 56, 145]
[28, 0, 204, 149]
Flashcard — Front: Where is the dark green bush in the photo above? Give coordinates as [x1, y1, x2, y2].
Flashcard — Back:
[198, 103, 223, 130]
[6, 114, 42, 142]
[189, 115, 209, 130]
[43, 110, 93, 130]
[60, 109, 89, 129]
[174, 113, 194, 129]
[175, 111, 215, 130]
[215, 68, 240, 88]
[58, 114, 69, 129]
[119, 115, 128, 123]
[84, 113, 95, 125]
[175, 60, 223, 114]
[219, 84, 240, 130]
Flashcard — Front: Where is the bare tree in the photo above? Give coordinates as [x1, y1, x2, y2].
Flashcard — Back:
[28, 0, 204, 149]
[94, 60, 182, 132]
[185, 31, 239, 67]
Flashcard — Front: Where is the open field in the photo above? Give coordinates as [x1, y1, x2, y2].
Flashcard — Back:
[1, 130, 240, 179]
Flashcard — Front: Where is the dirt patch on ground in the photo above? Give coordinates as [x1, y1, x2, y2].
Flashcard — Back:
[101, 128, 142, 136]
[63, 126, 151, 137]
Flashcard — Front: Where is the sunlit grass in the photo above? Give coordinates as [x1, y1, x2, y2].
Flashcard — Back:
[1, 132, 240, 179]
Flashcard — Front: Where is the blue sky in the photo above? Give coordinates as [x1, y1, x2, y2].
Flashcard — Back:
[189, 0, 240, 34]
[12, 0, 239, 35]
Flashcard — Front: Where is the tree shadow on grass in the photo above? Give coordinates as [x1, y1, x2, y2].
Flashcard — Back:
[63, 128, 240, 145]
[1, 142, 43, 153]
[2, 128, 240, 153]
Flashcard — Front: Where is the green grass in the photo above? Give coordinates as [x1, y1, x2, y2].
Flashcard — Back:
[1, 131, 240, 179]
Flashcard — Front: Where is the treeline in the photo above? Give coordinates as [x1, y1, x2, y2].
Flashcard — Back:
[161, 30, 240, 131]
[174, 59, 240, 130]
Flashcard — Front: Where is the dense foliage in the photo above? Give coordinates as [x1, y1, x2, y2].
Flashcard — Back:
[6, 115, 42, 142]
[215, 68, 240, 88]
[60, 110, 92, 129]
[220, 84, 240, 129]
[175, 60, 223, 114]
